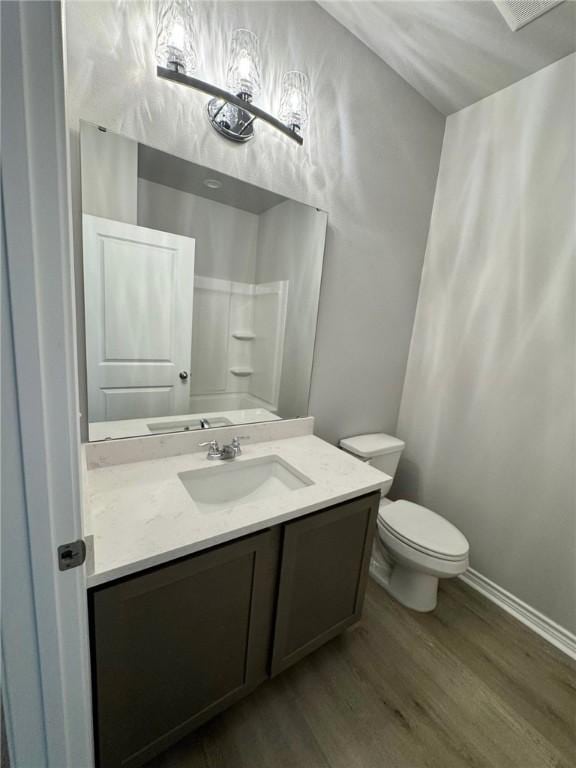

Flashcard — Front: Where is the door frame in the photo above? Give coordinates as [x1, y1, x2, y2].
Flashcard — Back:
[1, 2, 94, 766]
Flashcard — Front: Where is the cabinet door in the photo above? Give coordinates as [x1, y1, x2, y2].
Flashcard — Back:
[90, 528, 280, 768]
[271, 493, 379, 676]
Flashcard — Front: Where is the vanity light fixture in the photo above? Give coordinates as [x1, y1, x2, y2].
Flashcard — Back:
[156, 3, 307, 145]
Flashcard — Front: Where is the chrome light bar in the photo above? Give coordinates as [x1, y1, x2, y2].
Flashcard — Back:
[157, 66, 304, 146]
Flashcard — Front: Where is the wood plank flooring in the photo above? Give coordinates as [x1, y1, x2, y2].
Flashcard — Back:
[146, 579, 576, 768]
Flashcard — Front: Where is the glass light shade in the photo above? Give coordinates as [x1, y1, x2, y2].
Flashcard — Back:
[226, 29, 261, 101]
[279, 71, 309, 134]
[156, 0, 196, 75]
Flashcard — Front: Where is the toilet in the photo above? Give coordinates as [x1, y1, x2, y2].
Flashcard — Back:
[339, 434, 469, 612]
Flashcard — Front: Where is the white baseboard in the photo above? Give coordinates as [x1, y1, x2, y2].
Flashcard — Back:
[459, 569, 576, 661]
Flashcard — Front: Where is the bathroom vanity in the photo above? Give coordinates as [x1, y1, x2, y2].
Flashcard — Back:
[76, 120, 388, 768]
[84, 426, 389, 768]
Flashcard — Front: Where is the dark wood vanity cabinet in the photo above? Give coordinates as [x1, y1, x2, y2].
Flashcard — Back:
[89, 492, 379, 768]
[271, 494, 377, 676]
[90, 529, 281, 768]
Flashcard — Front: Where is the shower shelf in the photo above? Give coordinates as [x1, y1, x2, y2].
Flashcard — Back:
[232, 331, 255, 340]
[230, 367, 254, 377]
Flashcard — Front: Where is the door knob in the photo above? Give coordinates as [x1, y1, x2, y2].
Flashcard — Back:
[179, 370, 189, 380]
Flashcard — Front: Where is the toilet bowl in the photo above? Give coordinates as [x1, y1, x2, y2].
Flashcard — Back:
[339, 434, 469, 612]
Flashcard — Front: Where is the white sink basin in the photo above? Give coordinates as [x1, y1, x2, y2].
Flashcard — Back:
[178, 455, 313, 513]
[147, 417, 232, 433]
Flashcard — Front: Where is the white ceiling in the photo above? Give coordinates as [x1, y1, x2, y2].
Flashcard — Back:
[318, 1, 576, 114]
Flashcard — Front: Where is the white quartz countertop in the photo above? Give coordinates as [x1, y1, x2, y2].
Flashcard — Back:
[84, 434, 390, 587]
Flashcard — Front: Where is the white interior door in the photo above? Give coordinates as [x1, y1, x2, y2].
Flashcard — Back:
[83, 215, 195, 422]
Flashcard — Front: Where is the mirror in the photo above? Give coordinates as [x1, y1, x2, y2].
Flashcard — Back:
[79, 122, 327, 441]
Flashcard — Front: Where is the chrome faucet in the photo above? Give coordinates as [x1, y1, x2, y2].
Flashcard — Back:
[198, 436, 249, 460]
[199, 417, 211, 429]
[198, 439, 222, 460]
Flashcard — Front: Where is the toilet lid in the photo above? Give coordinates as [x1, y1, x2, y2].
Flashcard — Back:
[340, 433, 405, 458]
[378, 500, 469, 560]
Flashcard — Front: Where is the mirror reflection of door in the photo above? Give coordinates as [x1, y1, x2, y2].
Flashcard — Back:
[83, 215, 195, 422]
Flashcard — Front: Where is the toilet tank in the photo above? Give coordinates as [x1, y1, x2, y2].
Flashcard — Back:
[339, 433, 406, 481]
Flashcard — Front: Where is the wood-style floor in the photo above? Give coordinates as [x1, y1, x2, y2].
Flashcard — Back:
[147, 579, 576, 768]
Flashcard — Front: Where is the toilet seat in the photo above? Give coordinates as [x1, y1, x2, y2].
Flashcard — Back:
[378, 500, 469, 562]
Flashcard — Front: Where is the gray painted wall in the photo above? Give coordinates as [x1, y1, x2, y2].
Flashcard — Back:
[64, 0, 445, 444]
[395, 55, 576, 633]
[138, 178, 260, 283]
[80, 123, 138, 223]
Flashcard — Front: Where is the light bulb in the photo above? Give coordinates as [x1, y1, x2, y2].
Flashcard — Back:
[167, 21, 185, 52]
[237, 55, 251, 80]
[288, 92, 301, 111]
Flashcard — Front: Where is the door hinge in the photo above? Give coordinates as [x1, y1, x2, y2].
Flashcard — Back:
[57, 539, 86, 571]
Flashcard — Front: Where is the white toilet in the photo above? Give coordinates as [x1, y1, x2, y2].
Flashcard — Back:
[339, 433, 469, 612]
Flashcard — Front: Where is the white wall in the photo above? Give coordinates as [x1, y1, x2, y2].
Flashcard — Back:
[64, 0, 445, 444]
[138, 179, 259, 283]
[395, 55, 576, 633]
[256, 200, 327, 418]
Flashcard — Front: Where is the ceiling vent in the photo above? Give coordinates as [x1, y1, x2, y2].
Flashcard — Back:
[493, 0, 565, 30]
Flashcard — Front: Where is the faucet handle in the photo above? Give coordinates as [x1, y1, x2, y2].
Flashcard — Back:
[231, 435, 249, 455]
[198, 439, 221, 458]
